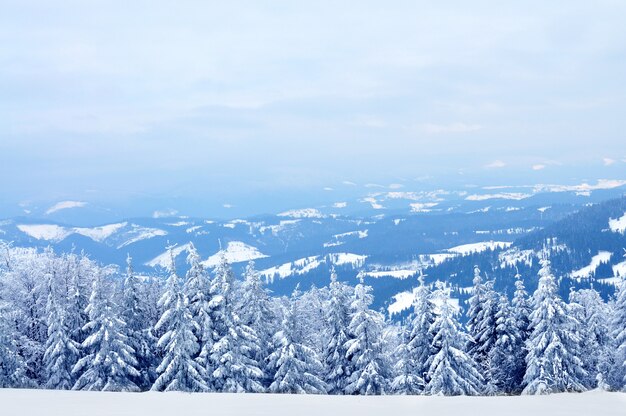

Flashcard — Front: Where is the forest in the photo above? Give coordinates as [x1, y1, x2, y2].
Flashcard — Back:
[0, 242, 624, 395]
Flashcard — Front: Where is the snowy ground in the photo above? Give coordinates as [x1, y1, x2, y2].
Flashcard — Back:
[1, 389, 624, 416]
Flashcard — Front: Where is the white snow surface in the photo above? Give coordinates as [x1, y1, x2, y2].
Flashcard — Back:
[388, 289, 459, 316]
[609, 213, 626, 234]
[18, 223, 127, 243]
[278, 208, 325, 218]
[261, 253, 367, 282]
[116, 225, 168, 248]
[571, 251, 612, 279]
[613, 260, 626, 277]
[365, 270, 417, 279]
[202, 241, 268, 268]
[45, 200, 87, 215]
[1, 389, 624, 416]
[447, 241, 512, 255]
[145, 243, 192, 269]
[465, 193, 531, 201]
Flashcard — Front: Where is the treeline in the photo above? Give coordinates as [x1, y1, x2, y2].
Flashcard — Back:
[0, 243, 625, 395]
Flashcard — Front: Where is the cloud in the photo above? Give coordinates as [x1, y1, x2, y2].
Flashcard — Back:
[532, 164, 546, 171]
[342, 181, 357, 186]
[388, 183, 404, 189]
[484, 160, 506, 169]
[323, 187, 334, 191]
[420, 123, 483, 134]
[603, 158, 616, 166]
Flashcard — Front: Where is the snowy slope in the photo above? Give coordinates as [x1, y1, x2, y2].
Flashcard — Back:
[447, 241, 512, 255]
[571, 251, 612, 279]
[2, 389, 623, 416]
[202, 241, 268, 268]
[609, 213, 626, 234]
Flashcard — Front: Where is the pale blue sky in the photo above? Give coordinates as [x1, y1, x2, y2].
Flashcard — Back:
[1, 1, 625, 206]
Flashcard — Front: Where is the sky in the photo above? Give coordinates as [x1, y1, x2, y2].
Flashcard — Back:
[1, 1, 625, 212]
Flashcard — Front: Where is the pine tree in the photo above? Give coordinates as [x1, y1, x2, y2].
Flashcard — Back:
[182, 244, 214, 384]
[408, 273, 436, 384]
[391, 324, 424, 394]
[323, 268, 353, 394]
[268, 287, 327, 394]
[238, 261, 276, 388]
[609, 271, 626, 391]
[522, 258, 587, 394]
[466, 266, 498, 379]
[345, 274, 389, 395]
[0, 308, 30, 388]
[43, 271, 79, 390]
[72, 272, 140, 391]
[489, 295, 524, 394]
[152, 251, 208, 392]
[122, 255, 155, 390]
[210, 254, 264, 392]
[424, 283, 483, 396]
[512, 272, 531, 348]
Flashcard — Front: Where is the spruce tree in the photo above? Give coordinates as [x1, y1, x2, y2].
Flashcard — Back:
[268, 287, 327, 394]
[522, 258, 587, 394]
[424, 283, 483, 396]
[323, 268, 353, 394]
[152, 250, 208, 392]
[345, 274, 389, 395]
[43, 271, 79, 390]
[489, 295, 524, 394]
[72, 272, 140, 391]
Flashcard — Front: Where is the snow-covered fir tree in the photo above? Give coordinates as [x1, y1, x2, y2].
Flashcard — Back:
[488, 295, 524, 394]
[424, 282, 484, 396]
[323, 268, 354, 394]
[466, 266, 499, 379]
[43, 270, 79, 390]
[152, 250, 207, 392]
[609, 270, 626, 391]
[268, 286, 327, 394]
[522, 257, 587, 394]
[182, 244, 215, 383]
[344, 273, 389, 395]
[391, 324, 424, 394]
[209, 254, 264, 392]
[238, 261, 277, 388]
[121, 255, 155, 389]
[72, 271, 140, 391]
[0, 304, 31, 388]
[408, 273, 436, 385]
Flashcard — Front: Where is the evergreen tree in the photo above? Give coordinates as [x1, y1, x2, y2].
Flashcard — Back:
[323, 268, 353, 394]
[489, 295, 524, 394]
[43, 271, 79, 390]
[609, 270, 626, 391]
[408, 273, 436, 384]
[424, 283, 483, 396]
[152, 251, 208, 392]
[238, 261, 277, 388]
[466, 266, 498, 378]
[522, 258, 587, 394]
[122, 255, 155, 390]
[182, 244, 214, 384]
[268, 287, 327, 394]
[345, 274, 389, 395]
[391, 324, 424, 394]
[72, 272, 140, 391]
[0, 307, 30, 388]
[210, 254, 264, 392]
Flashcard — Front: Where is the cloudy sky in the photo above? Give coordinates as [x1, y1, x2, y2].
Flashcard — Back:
[1, 1, 625, 207]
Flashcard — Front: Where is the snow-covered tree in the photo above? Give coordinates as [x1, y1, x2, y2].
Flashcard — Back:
[0, 306, 30, 388]
[408, 273, 436, 384]
[209, 254, 264, 392]
[522, 258, 587, 394]
[609, 270, 626, 391]
[489, 295, 525, 394]
[152, 251, 208, 392]
[43, 271, 79, 390]
[72, 271, 140, 391]
[323, 268, 353, 394]
[345, 274, 389, 395]
[182, 244, 214, 382]
[122, 255, 155, 390]
[512, 272, 531, 348]
[238, 261, 277, 387]
[424, 283, 483, 396]
[391, 324, 424, 394]
[466, 266, 498, 378]
[268, 287, 327, 394]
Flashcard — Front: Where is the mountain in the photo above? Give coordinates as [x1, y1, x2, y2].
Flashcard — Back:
[1, 185, 625, 317]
